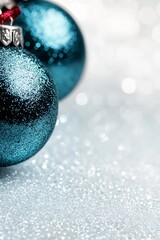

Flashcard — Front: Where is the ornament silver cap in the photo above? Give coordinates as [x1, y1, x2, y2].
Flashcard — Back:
[0, 24, 23, 47]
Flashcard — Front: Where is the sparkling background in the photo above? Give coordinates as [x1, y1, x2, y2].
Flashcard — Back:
[1, 0, 160, 239]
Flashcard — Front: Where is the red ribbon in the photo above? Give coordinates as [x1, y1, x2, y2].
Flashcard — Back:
[0, 6, 21, 24]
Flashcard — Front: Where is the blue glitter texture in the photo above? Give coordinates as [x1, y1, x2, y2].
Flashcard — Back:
[0, 47, 58, 167]
[16, 0, 86, 100]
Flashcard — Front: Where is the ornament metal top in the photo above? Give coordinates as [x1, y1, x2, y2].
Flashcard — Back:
[0, 0, 23, 47]
[0, 24, 23, 47]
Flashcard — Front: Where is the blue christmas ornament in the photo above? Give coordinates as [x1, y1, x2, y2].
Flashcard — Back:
[16, 0, 86, 100]
[0, 45, 58, 167]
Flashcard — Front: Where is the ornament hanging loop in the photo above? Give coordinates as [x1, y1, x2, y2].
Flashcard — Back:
[10, 17, 14, 26]
[0, 6, 21, 25]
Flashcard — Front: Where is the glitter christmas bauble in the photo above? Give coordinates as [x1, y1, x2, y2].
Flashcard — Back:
[16, 0, 86, 100]
[0, 47, 58, 167]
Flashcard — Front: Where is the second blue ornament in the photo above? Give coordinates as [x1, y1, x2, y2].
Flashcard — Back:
[16, 0, 86, 100]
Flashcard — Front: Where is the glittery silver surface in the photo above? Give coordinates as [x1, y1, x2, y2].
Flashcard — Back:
[1, 0, 160, 239]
